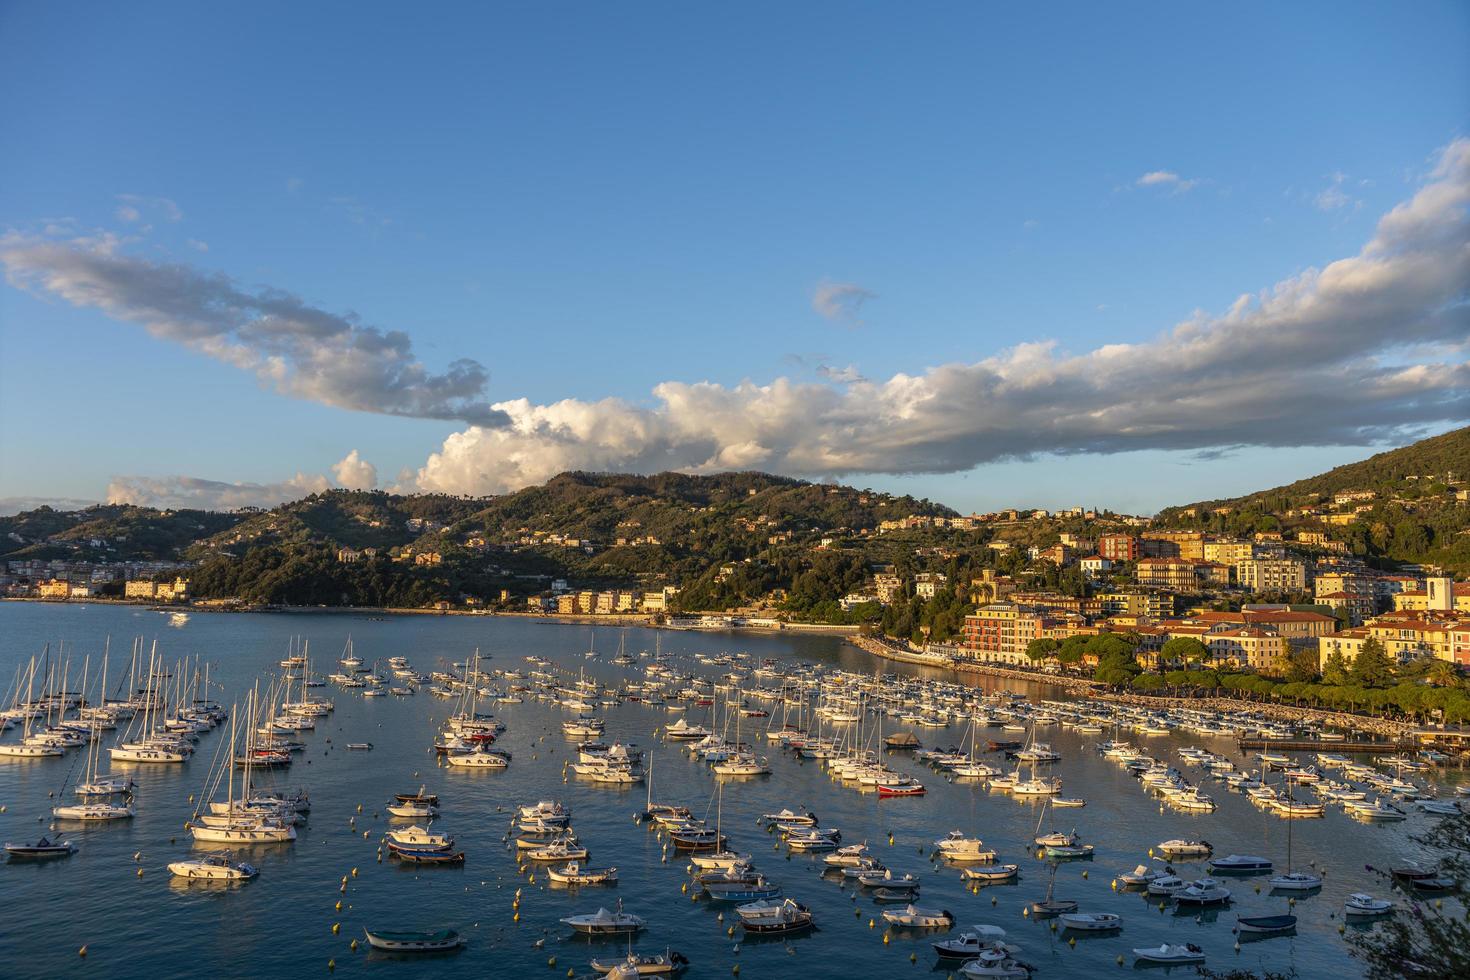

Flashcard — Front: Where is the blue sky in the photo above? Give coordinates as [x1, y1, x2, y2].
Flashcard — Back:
[1, 2, 1467, 515]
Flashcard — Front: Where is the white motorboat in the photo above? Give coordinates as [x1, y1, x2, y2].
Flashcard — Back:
[1116, 864, 1167, 887]
[527, 839, 590, 862]
[1175, 877, 1231, 906]
[1153, 839, 1212, 858]
[1208, 854, 1272, 874]
[168, 851, 259, 880]
[1058, 912, 1121, 932]
[52, 801, 134, 821]
[589, 950, 690, 975]
[935, 831, 996, 862]
[385, 825, 453, 849]
[362, 928, 464, 952]
[1269, 871, 1323, 891]
[561, 904, 646, 935]
[444, 747, 510, 768]
[882, 904, 954, 928]
[735, 897, 814, 934]
[1146, 875, 1187, 897]
[761, 808, 817, 826]
[1133, 943, 1205, 965]
[1344, 893, 1394, 917]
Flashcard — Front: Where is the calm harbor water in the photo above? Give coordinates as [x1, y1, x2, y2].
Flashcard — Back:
[0, 602, 1453, 979]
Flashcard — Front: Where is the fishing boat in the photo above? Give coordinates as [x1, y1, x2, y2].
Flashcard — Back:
[1058, 912, 1121, 932]
[882, 904, 954, 928]
[362, 928, 464, 952]
[1043, 842, 1094, 859]
[4, 837, 76, 860]
[167, 851, 259, 880]
[876, 779, 926, 797]
[562, 903, 646, 935]
[735, 897, 813, 934]
[589, 950, 689, 975]
[1344, 893, 1394, 917]
[547, 862, 618, 885]
[1133, 943, 1205, 965]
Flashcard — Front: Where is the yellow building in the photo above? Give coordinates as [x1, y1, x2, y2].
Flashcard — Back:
[37, 579, 71, 599]
[1393, 578, 1470, 613]
[125, 580, 157, 600]
[1234, 558, 1307, 593]
[1204, 627, 1288, 672]
[1203, 540, 1255, 564]
[556, 594, 577, 614]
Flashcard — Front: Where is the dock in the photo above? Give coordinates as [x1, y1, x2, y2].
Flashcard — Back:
[1236, 738, 1416, 753]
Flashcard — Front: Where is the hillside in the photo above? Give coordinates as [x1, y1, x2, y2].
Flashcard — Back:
[1155, 426, 1470, 575]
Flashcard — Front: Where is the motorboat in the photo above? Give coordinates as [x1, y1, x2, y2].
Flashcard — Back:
[761, 808, 817, 826]
[52, 801, 134, 821]
[1058, 912, 1121, 932]
[362, 928, 464, 952]
[1146, 875, 1187, 897]
[735, 898, 813, 934]
[1133, 943, 1205, 965]
[1116, 864, 1167, 887]
[933, 925, 1013, 959]
[387, 798, 439, 819]
[1175, 877, 1231, 906]
[385, 825, 453, 850]
[168, 852, 258, 880]
[935, 831, 996, 862]
[4, 837, 76, 860]
[704, 875, 782, 902]
[1153, 839, 1212, 858]
[1208, 854, 1273, 874]
[392, 847, 465, 864]
[882, 904, 954, 928]
[527, 839, 589, 862]
[444, 747, 510, 768]
[822, 843, 873, 868]
[1344, 893, 1394, 917]
[562, 904, 646, 935]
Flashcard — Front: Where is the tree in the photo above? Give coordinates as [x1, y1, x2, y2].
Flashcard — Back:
[1424, 658, 1461, 688]
[1284, 648, 1320, 684]
[1349, 638, 1396, 688]
[1160, 636, 1209, 667]
[1321, 649, 1350, 686]
[1351, 813, 1470, 978]
[1025, 638, 1059, 663]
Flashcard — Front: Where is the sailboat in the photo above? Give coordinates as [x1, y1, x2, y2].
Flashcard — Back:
[1266, 785, 1321, 893]
[54, 659, 134, 822]
[187, 691, 296, 844]
[0, 653, 65, 757]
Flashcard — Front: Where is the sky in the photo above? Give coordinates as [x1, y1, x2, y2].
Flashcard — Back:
[1, 2, 1467, 517]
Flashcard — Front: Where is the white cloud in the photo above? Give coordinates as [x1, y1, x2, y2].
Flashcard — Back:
[1314, 171, 1360, 212]
[1136, 170, 1199, 193]
[187, 238, 209, 252]
[106, 473, 331, 511]
[0, 236, 504, 425]
[331, 450, 378, 491]
[116, 194, 183, 223]
[812, 280, 876, 323]
[412, 139, 1470, 497]
[0, 496, 100, 516]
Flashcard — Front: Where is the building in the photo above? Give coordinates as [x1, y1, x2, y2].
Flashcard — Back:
[1098, 534, 1140, 562]
[914, 572, 948, 599]
[125, 580, 157, 600]
[1099, 590, 1175, 620]
[1078, 555, 1112, 580]
[1316, 590, 1377, 627]
[1321, 609, 1469, 665]
[37, 579, 71, 599]
[556, 594, 577, 614]
[1205, 626, 1289, 672]
[1393, 577, 1470, 613]
[1235, 558, 1307, 593]
[959, 603, 1087, 665]
[1191, 608, 1336, 640]
[1203, 540, 1256, 564]
[1142, 531, 1206, 560]
[1136, 558, 1205, 591]
[873, 573, 904, 603]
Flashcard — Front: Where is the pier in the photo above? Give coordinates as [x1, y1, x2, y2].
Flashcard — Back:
[1236, 738, 1416, 754]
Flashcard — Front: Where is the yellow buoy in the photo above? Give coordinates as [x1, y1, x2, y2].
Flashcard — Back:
[331, 923, 340, 935]
[79, 946, 87, 957]
[335, 901, 342, 911]
[1068, 937, 1076, 947]
[868, 919, 875, 929]
[882, 933, 889, 944]
[513, 912, 520, 922]
[136, 868, 144, 878]
[327, 960, 335, 971]
[350, 940, 358, 952]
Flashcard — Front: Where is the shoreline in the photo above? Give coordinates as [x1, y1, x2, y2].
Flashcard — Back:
[846, 634, 1422, 740]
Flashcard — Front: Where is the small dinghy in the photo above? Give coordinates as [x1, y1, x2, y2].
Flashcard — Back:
[1235, 914, 1296, 935]
[589, 949, 689, 975]
[363, 928, 464, 952]
[346, 743, 373, 751]
[735, 897, 813, 934]
[4, 837, 77, 860]
[963, 864, 1020, 883]
[1050, 798, 1086, 808]
[1058, 912, 1121, 932]
[547, 862, 618, 885]
[1133, 943, 1204, 965]
[882, 904, 954, 928]
[562, 903, 646, 935]
[1344, 893, 1393, 917]
[393, 847, 465, 864]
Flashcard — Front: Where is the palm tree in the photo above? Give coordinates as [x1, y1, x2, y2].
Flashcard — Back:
[1426, 659, 1460, 688]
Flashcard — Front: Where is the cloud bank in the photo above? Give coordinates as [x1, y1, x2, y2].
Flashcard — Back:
[412, 139, 1470, 497]
[0, 236, 504, 425]
[106, 473, 333, 511]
